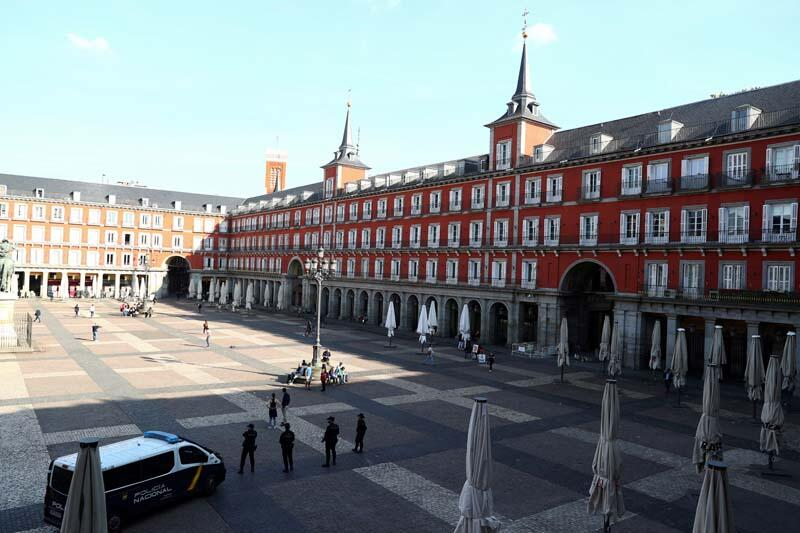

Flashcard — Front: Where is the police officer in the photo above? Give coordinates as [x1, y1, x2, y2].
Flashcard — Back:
[352, 413, 367, 453]
[321, 416, 339, 467]
[279, 423, 295, 473]
[238, 423, 258, 474]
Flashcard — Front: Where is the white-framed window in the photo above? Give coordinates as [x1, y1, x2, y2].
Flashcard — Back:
[30, 225, 45, 243]
[139, 232, 151, 247]
[429, 191, 441, 213]
[680, 207, 707, 244]
[0, 203, 7, 219]
[410, 225, 422, 248]
[377, 199, 387, 218]
[645, 210, 670, 244]
[362, 202, 371, 220]
[51, 227, 63, 243]
[725, 151, 749, 181]
[494, 219, 508, 246]
[448, 222, 460, 247]
[122, 253, 132, 266]
[544, 217, 560, 246]
[51, 206, 65, 222]
[646, 262, 669, 297]
[521, 260, 537, 288]
[680, 262, 703, 298]
[762, 202, 797, 242]
[765, 144, 800, 181]
[546, 175, 562, 202]
[324, 177, 334, 199]
[312, 208, 320, 224]
[292, 234, 300, 249]
[139, 213, 151, 228]
[324, 206, 333, 223]
[376, 227, 385, 249]
[522, 217, 539, 246]
[172, 215, 184, 231]
[305, 209, 312, 225]
[86, 251, 99, 267]
[731, 105, 760, 132]
[495, 140, 511, 170]
[70, 207, 83, 224]
[580, 214, 598, 246]
[622, 165, 642, 195]
[495, 182, 511, 207]
[426, 259, 438, 282]
[348, 229, 357, 250]
[124, 211, 136, 228]
[467, 259, 481, 285]
[765, 263, 793, 292]
[491, 260, 506, 287]
[582, 170, 601, 200]
[718, 204, 749, 244]
[294, 210, 301, 226]
[87, 229, 99, 245]
[336, 204, 345, 222]
[105, 252, 115, 266]
[449, 188, 462, 211]
[29, 247, 44, 264]
[393, 196, 404, 216]
[32, 205, 45, 220]
[12, 224, 25, 242]
[361, 258, 370, 279]
[392, 226, 403, 248]
[658, 120, 682, 143]
[411, 194, 422, 215]
[471, 186, 484, 209]
[172, 235, 183, 250]
[69, 227, 81, 244]
[349, 203, 358, 221]
[446, 259, 458, 284]
[85, 209, 99, 225]
[408, 259, 419, 281]
[14, 203, 28, 220]
[361, 228, 371, 249]
[49, 249, 63, 266]
[346, 258, 356, 279]
[680, 155, 709, 190]
[68, 250, 81, 266]
[524, 177, 541, 204]
[719, 263, 745, 290]
[374, 259, 384, 280]
[469, 221, 482, 247]
[646, 161, 670, 193]
[390, 259, 401, 281]
[620, 212, 640, 245]
[335, 231, 344, 249]
[427, 224, 439, 248]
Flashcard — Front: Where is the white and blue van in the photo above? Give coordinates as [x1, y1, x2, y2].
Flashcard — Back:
[44, 431, 226, 531]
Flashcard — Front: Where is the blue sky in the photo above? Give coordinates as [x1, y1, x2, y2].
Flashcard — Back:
[0, 0, 796, 199]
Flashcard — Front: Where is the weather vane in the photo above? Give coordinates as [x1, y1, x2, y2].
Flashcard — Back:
[522, 8, 529, 39]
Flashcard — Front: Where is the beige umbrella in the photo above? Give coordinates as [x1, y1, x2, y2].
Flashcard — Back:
[649, 321, 662, 371]
[187, 277, 195, 300]
[671, 328, 688, 405]
[557, 317, 569, 382]
[760, 354, 784, 471]
[607, 323, 622, 377]
[60, 437, 107, 533]
[692, 460, 735, 533]
[385, 302, 397, 348]
[598, 315, 610, 362]
[693, 364, 723, 473]
[744, 335, 765, 420]
[454, 398, 500, 533]
[588, 379, 625, 531]
[780, 331, 797, 392]
[416, 304, 429, 350]
[709, 325, 727, 379]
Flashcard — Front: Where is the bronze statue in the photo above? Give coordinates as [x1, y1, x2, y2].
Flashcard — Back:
[0, 239, 16, 293]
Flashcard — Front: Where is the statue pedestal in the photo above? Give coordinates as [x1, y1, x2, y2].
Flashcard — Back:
[0, 292, 18, 349]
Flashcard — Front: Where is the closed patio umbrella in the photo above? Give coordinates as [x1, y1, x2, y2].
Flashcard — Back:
[207, 280, 216, 304]
[744, 335, 765, 420]
[245, 281, 254, 310]
[558, 317, 569, 382]
[196, 279, 203, 300]
[693, 364, 723, 473]
[692, 460, 735, 533]
[454, 398, 500, 533]
[263, 284, 269, 307]
[671, 328, 688, 405]
[416, 304, 429, 348]
[187, 277, 195, 299]
[130, 277, 138, 298]
[60, 437, 107, 533]
[233, 280, 242, 307]
[138, 277, 146, 299]
[709, 325, 727, 379]
[598, 315, 611, 362]
[60, 275, 69, 300]
[220, 281, 229, 306]
[780, 331, 797, 392]
[93, 275, 100, 298]
[588, 379, 624, 532]
[459, 304, 471, 341]
[274, 283, 283, 311]
[427, 301, 438, 335]
[385, 303, 397, 347]
[607, 323, 622, 377]
[649, 322, 662, 371]
[760, 354, 784, 471]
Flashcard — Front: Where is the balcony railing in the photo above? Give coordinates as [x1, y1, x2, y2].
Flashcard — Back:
[620, 181, 642, 196]
[579, 185, 601, 201]
[679, 174, 709, 191]
[640, 284, 800, 307]
[545, 188, 562, 203]
[644, 178, 672, 194]
[716, 170, 754, 188]
[764, 164, 800, 184]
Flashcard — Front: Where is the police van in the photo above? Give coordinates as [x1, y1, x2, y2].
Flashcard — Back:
[44, 431, 226, 531]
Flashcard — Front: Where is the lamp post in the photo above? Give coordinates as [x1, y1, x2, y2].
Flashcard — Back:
[304, 248, 336, 377]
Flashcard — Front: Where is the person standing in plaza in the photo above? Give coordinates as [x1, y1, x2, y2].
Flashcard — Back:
[268, 393, 278, 429]
[321, 416, 339, 467]
[304, 364, 313, 390]
[305, 320, 312, 337]
[487, 351, 495, 372]
[89, 304, 95, 318]
[74, 304, 80, 317]
[352, 413, 367, 453]
[281, 388, 291, 421]
[279, 423, 295, 472]
[205, 329, 211, 348]
[425, 345, 436, 365]
[33, 309, 41, 323]
[238, 423, 258, 474]
[202, 320, 209, 335]
[198, 302, 203, 314]
[91, 323, 100, 341]
[320, 366, 328, 391]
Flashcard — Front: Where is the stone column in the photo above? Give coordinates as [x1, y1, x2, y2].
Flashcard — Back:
[479, 299, 491, 345]
[301, 278, 311, 310]
[40, 270, 50, 298]
[114, 273, 121, 299]
[398, 294, 409, 330]
[79, 272, 86, 296]
[22, 270, 30, 295]
[365, 290, 374, 325]
[666, 314, 678, 363]
[506, 300, 520, 345]
[614, 301, 642, 369]
[703, 318, 716, 365]
[746, 321, 760, 340]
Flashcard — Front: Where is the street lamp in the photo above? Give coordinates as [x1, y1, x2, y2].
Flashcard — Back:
[304, 248, 336, 377]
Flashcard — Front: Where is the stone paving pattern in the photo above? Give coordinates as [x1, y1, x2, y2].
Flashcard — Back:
[1, 298, 799, 532]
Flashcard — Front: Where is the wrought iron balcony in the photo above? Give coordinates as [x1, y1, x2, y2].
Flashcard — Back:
[716, 170, 754, 188]
[763, 164, 800, 184]
[644, 178, 672, 194]
[679, 173, 709, 191]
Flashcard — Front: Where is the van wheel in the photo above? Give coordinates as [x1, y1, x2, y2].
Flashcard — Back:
[202, 476, 217, 496]
[108, 515, 122, 532]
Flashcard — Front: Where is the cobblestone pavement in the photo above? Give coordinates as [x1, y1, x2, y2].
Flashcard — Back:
[2, 298, 799, 532]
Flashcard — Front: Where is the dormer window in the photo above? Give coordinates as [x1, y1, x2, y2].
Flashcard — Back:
[731, 105, 761, 132]
[533, 144, 554, 163]
[495, 140, 512, 170]
[71, 191, 81, 201]
[219, 205, 227, 214]
[34, 188, 44, 198]
[324, 178, 334, 199]
[657, 120, 683, 143]
[173, 200, 182, 210]
[140, 197, 149, 207]
[204, 203, 213, 213]
[589, 133, 613, 155]
[107, 194, 116, 205]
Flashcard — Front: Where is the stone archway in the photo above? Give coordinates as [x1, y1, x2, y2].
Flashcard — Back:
[359, 291, 369, 319]
[406, 295, 419, 331]
[346, 289, 355, 320]
[489, 302, 509, 346]
[390, 293, 402, 327]
[445, 298, 459, 338]
[425, 296, 439, 335]
[321, 287, 330, 317]
[374, 292, 385, 325]
[559, 260, 616, 357]
[287, 258, 304, 309]
[468, 300, 482, 343]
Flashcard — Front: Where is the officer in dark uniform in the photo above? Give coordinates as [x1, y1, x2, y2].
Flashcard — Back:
[352, 413, 367, 453]
[238, 423, 258, 474]
[321, 416, 339, 467]
[279, 423, 295, 473]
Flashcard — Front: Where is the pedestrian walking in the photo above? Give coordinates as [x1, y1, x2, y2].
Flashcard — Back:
[268, 393, 278, 429]
[321, 416, 339, 467]
[202, 320, 209, 335]
[320, 367, 328, 391]
[237, 423, 258, 474]
[33, 309, 42, 323]
[205, 331, 211, 348]
[425, 345, 436, 365]
[305, 320, 312, 337]
[279, 423, 295, 473]
[487, 352, 495, 372]
[91, 323, 101, 341]
[352, 413, 367, 453]
[281, 388, 291, 421]
[74, 304, 80, 317]
[198, 302, 203, 314]
[304, 364, 313, 390]
[89, 304, 95, 318]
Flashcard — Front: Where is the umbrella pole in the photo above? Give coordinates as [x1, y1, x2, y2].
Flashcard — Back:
[676, 387, 681, 407]
[560, 365, 565, 383]
[762, 450, 792, 478]
[603, 514, 610, 533]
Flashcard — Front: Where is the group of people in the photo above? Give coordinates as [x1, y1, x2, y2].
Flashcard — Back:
[458, 338, 496, 371]
[286, 350, 349, 390]
[119, 301, 152, 317]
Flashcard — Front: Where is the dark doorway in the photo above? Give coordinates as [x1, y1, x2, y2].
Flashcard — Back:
[559, 261, 616, 358]
[166, 256, 191, 296]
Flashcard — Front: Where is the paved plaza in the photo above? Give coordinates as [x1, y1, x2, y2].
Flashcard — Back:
[1, 298, 799, 533]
